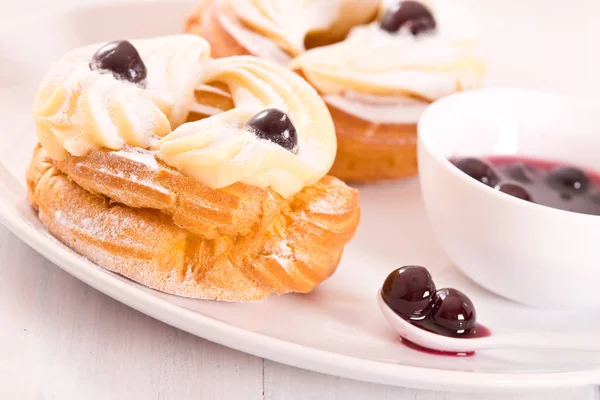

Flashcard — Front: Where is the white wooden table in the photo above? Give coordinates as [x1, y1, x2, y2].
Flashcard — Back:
[1, 1, 600, 399]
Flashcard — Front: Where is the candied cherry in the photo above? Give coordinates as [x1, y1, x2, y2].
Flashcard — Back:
[546, 166, 589, 194]
[380, 0, 436, 35]
[428, 288, 477, 337]
[245, 108, 298, 153]
[382, 266, 436, 318]
[90, 40, 147, 84]
[453, 157, 500, 187]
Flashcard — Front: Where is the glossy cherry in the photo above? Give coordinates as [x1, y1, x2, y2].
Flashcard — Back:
[380, 0, 436, 35]
[428, 288, 477, 337]
[382, 266, 436, 318]
[381, 266, 482, 340]
[245, 108, 298, 153]
[546, 166, 589, 194]
[497, 182, 533, 202]
[89, 40, 147, 84]
[454, 155, 600, 216]
[452, 157, 500, 187]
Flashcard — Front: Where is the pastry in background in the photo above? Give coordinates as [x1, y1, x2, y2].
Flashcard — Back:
[185, 0, 486, 181]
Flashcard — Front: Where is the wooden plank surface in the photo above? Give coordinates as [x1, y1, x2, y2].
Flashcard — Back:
[0, 227, 263, 399]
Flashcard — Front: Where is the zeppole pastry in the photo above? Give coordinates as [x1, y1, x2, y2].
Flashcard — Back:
[27, 34, 360, 301]
[185, 0, 486, 181]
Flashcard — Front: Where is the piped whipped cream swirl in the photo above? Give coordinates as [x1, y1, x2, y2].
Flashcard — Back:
[33, 34, 337, 198]
[35, 35, 210, 160]
[291, 0, 485, 102]
[214, 0, 486, 124]
[224, 0, 380, 56]
[157, 56, 335, 198]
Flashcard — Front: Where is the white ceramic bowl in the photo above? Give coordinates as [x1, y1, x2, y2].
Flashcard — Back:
[418, 88, 600, 308]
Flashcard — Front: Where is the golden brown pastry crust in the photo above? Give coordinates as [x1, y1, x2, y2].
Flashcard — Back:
[27, 145, 360, 301]
[184, 0, 419, 182]
[326, 105, 417, 182]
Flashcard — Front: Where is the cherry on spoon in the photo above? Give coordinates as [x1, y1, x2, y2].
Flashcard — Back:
[377, 291, 600, 353]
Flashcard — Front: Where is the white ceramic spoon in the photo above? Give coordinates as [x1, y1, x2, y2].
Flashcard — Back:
[377, 291, 600, 353]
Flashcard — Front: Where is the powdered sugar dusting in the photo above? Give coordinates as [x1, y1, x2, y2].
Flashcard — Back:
[54, 207, 138, 248]
[35, 36, 211, 160]
[98, 166, 165, 196]
[54, 210, 66, 224]
[133, 176, 169, 195]
[267, 239, 294, 272]
[307, 197, 345, 214]
[111, 149, 159, 169]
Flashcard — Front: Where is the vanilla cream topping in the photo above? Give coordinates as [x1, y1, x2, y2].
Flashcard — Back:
[35, 35, 210, 160]
[224, 0, 380, 56]
[291, 0, 486, 101]
[157, 57, 336, 198]
[292, 22, 485, 100]
[34, 35, 336, 198]
[216, 0, 485, 124]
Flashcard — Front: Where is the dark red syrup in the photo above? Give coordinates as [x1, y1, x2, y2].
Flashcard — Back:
[451, 156, 600, 216]
[408, 318, 491, 339]
[400, 324, 491, 357]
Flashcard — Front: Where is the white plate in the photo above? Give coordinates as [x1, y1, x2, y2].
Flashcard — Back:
[1, 1, 600, 392]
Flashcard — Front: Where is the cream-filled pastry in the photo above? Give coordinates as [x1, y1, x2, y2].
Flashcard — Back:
[185, 0, 486, 181]
[28, 34, 360, 301]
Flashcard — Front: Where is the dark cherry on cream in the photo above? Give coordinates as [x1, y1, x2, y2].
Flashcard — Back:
[382, 266, 488, 340]
[452, 156, 600, 216]
[380, 0, 436, 35]
[245, 108, 299, 153]
[90, 40, 147, 84]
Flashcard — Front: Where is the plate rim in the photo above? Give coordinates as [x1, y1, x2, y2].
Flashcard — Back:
[1, 0, 600, 391]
